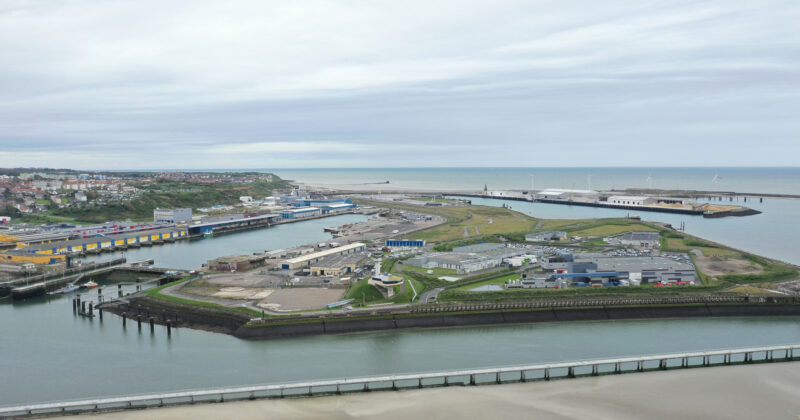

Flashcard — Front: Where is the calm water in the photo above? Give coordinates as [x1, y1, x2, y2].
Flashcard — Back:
[2, 290, 800, 406]
[3, 168, 800, 407]
[81, 214, 369, 269]
[276, 167, 800, 195]
[460, 196, 800, 266]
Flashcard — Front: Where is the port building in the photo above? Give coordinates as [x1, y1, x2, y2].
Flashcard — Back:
[188, 214, 281, 236]
[525, 231, 567, 242]
[281, 242, 366, 270]
[617, 231, 660, 248]
[386, 239, 425, 248]
[406, 243, 526, 274]
[309, 253, 366, 276]
[607, 196, 656, 206]
[535, 189, 598, 200]
[279, 207, 322, 219]
[154, 208, 192, 224]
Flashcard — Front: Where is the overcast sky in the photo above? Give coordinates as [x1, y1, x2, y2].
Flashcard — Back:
[1, 0, 798, 169]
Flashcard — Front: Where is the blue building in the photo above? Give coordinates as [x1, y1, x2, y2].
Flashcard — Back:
[279, 207, 322, 219]
[386, 239, 426, 248]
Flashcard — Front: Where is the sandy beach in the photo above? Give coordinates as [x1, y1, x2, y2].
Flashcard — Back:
[74, 362, 800, 420]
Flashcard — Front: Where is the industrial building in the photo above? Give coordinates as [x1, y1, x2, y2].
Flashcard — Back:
[154, 208, 192, 224]
[525, 231, 567, 242]
[281, 242, 366, 270]
[309, 253, 366, 276]
[207, 254, 268, 272]
[617, 231, 660, 248]
[19, 228, 188, 256]
[278, 207, 321, 219]
[507, 274, 570, 289]
[407, 243, 526, 274]
[188, 213, 280, 236]
[320, 203, 355, 214]
[386, 239, 426, 248]
[607, 196, 656, 206]
[535, 189, 598, 200]
[540, 253, 696, 285]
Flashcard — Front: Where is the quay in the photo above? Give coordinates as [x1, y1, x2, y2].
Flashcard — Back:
[186, 209, 363, 238]
[0, 344, 797, 418]
[448, 194, 761, 218]
[2, 259, 165, 300]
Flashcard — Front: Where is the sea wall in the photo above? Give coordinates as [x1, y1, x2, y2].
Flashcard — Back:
[234, 304, 800, 340]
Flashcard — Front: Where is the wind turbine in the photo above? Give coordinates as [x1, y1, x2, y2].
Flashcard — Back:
[587, 174, 593, 191]
[646, 175, 653, 190]
[712, 174, 720, 184]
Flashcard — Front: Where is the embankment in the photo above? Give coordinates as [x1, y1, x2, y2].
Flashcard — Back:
[100, 296, 252, 335]
[234, 303, 800, 340]
[101, 296, 800, 340]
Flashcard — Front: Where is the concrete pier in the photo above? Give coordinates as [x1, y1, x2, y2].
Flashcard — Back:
[1, 344, 797, 418]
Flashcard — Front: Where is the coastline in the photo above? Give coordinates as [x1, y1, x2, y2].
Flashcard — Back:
[71, 362, 800, 420]
[100, 296, 800, 340]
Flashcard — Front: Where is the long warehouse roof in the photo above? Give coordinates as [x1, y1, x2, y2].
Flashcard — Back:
[283, 242, 366, 264]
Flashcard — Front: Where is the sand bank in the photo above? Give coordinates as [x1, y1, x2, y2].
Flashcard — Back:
[75, 362, 800, 420]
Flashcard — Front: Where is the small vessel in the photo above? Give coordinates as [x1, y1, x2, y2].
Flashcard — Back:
[83, 281, 99, 289]
[49, 283, 80, 295]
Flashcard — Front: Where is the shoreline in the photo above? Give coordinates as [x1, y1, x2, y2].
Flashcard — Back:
[100, 296, 800, 340]
[68, 361, 800, 420]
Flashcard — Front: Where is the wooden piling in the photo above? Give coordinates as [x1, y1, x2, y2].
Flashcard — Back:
[149, 318, 155, 333]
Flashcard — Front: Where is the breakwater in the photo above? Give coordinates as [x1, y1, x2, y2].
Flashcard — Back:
[237, 303, 800, 339]
[101, 294, 800, 340]
[448, 194, 761, 218]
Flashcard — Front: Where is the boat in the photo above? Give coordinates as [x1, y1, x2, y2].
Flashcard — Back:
[83, 281, 99, 289]
[48, 283, 80, 295]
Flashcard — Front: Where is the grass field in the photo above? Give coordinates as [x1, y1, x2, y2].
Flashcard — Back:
[144, 277, 262, 317]
[396, 263, 458, 276]
[354, 199, 537, 242]
[451, 273, 520, 291]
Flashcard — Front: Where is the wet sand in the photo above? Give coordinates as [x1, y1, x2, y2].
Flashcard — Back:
[75, 363, 800, 419]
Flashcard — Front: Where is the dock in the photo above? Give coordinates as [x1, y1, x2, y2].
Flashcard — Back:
[2, 259, 162, 300]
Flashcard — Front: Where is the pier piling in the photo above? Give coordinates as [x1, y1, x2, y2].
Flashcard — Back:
[118, 284, 122, 298]
[137, 316, 141, 330]
[88, 302, 93, 317]
[99, 308, 103, 321]
[72, 298, 77, 312]
[166, 320, 171, 336]
[122, 313, 126, 328]
[149, 318, 155, 333]
[81, 301, 86, 314]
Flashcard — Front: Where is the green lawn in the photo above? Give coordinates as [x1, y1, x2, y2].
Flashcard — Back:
[354, 199, 538, 242]
[451, 273, 520, 291]
[396, 263, 458, 276]
[144, 277, 262, 317]
[345, 278, 385, 306]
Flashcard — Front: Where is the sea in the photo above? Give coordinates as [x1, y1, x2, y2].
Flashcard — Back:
[270, 167, 800, 265]
[272, 167, 800, 195]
